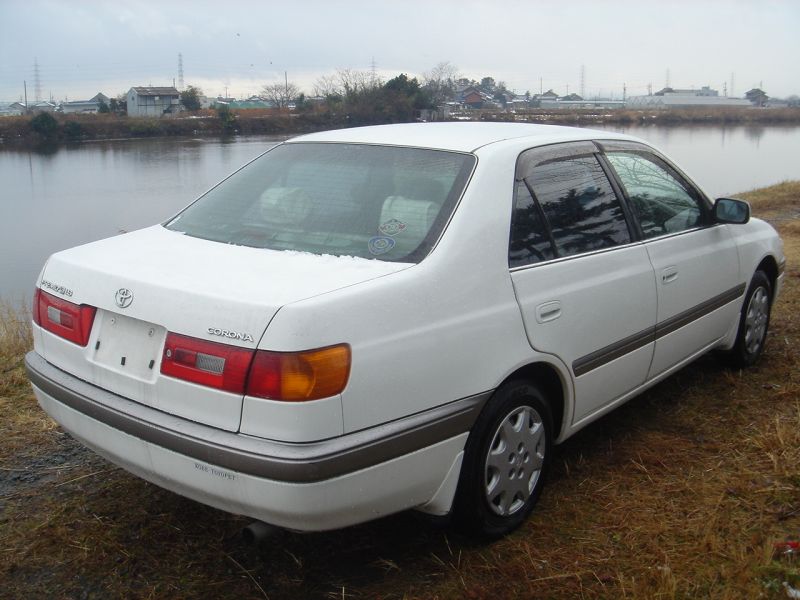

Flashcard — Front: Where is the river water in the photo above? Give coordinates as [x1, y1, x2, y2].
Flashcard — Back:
[2, 124, 799, 301]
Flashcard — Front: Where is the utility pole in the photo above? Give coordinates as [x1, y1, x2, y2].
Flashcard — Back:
[539, 77, 543, 95]
[23, 80, 29, 114]
[284, 70, 288, 97]
[178, 53, 184, 90]
[723, 81, 727, 97]
[623, 82, 627, 102]
[647, 82, 652, 96]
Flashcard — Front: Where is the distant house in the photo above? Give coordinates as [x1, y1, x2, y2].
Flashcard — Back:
[627, 95, 751, 108]
[61, 93, 110, 114]
[126, 87, 181, 117]
[29, 101, 57, 113]
[655, 86, 719, 97]
[459, 87, 495, 109]
[3, 102, 27, 116]
[462, 89, 484, 109]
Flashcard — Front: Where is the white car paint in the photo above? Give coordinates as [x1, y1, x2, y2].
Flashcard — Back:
[27, 122, 785, 533]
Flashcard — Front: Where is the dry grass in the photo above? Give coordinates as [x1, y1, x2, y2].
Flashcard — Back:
[1, 182, 799, 599]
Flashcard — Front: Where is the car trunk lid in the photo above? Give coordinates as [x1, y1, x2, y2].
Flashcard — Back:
[35, 225, 410, 431]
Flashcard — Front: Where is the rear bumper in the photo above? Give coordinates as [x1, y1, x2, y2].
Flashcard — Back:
[26, 351, 487, 530]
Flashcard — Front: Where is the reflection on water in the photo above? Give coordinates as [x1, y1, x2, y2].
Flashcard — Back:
[1, 126, 799, 300]
[0, 135, 286, 301]
[592, 124, 800, 198]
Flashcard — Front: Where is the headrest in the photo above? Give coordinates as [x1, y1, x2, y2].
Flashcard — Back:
[378, 195, 440, 256]
[257, 187, 312, 226]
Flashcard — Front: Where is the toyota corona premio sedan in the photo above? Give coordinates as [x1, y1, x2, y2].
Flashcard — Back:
[26, 123, 785, 538]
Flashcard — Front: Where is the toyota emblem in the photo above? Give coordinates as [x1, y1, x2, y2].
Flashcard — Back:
[115, 288, 133, 309]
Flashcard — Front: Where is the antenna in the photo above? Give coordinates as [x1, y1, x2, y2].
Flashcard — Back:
[580, 65, 585, 98]
[178, 53, 184, 90]
[33, 57, 42, 102]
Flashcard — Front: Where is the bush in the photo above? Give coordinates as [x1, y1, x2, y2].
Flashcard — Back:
[29, 112, 58, 139]
[63, 121, 84, 141]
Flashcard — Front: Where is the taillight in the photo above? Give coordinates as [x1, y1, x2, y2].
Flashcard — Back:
[160, 332, 351, 401]
[247, 344, 351, 401]
[161, 333, 254, 394]
[34, 288, 96, 347]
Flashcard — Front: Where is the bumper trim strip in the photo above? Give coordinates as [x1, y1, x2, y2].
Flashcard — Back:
[25, 352, 489, 483]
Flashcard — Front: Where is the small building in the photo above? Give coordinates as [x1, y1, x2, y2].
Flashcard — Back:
[126, 86, 181, 117]
[626, 95, 751, 109]
[2, 102, 27, 116]
[61, 94, 110, 114]
[31, 101, 57, 113]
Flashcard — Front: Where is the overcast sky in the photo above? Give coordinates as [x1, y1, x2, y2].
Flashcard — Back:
[1, 0, 798, 103]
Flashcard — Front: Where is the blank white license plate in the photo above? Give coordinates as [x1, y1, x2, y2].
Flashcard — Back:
[92, 310, 166, 381]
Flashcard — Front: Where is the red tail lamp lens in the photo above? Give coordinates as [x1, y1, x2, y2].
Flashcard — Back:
[34, 289, 96, 347]
[161, 333, 254, 394]
[247, 344, 351, 401]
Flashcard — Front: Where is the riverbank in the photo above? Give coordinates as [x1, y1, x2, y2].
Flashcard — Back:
[1, 106, 799, 146]
[1, 182, 798, 598]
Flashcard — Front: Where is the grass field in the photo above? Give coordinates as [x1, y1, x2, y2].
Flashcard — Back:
[1, 182, 798, 599]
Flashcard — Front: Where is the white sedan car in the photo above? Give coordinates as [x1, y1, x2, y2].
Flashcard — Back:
[26, 123, 785, 538]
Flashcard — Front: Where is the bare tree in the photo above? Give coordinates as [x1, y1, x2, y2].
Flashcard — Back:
[423, 61, 460, 105]
[313, 74, 342, 97]
[313, 69, 380, 98]
[261, 81, 301, 108]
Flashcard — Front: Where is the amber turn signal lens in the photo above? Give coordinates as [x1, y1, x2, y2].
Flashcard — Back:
[247, 344, 351, 401]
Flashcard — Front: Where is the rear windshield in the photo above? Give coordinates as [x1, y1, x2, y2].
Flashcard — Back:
[165, 142, 476, 262]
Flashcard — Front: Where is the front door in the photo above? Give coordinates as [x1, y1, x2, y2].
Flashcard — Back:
[602, 147, 742, 378]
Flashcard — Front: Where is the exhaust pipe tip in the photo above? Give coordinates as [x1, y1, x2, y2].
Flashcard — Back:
[242, 521, 280, 546]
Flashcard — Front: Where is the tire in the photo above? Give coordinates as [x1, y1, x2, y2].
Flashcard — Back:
[454, 379, 552, 539]
[724, 270, 772, 369]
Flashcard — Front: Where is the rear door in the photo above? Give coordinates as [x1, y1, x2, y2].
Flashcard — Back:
[599, 142, 742, 378]
[509, 142, 657, 425]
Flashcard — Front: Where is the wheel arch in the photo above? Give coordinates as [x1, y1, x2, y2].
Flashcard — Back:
[756, 254, 779, 299]
[499, 361, 570, 442]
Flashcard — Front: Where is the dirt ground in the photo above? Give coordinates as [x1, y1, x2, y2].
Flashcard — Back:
[1, 182, 798, 599]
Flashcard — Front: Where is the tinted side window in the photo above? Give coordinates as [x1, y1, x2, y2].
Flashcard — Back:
[526, 155, 631, 259]
[510, 180, 556, 267]
[605, 152, 703, 238]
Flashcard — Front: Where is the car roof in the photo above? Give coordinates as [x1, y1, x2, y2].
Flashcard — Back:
[288, 122, 638, 153]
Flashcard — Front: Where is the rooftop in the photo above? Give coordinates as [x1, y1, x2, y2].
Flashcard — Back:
[289, 122, 634, 153]
[131, 86, 180, 96]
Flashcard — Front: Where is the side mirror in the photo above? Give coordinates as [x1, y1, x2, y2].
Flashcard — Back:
[714, 198, 750, 225]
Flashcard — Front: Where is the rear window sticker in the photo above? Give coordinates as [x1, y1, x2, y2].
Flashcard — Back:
[378, 218, 407, 237]
[368, 236, 396, 256]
